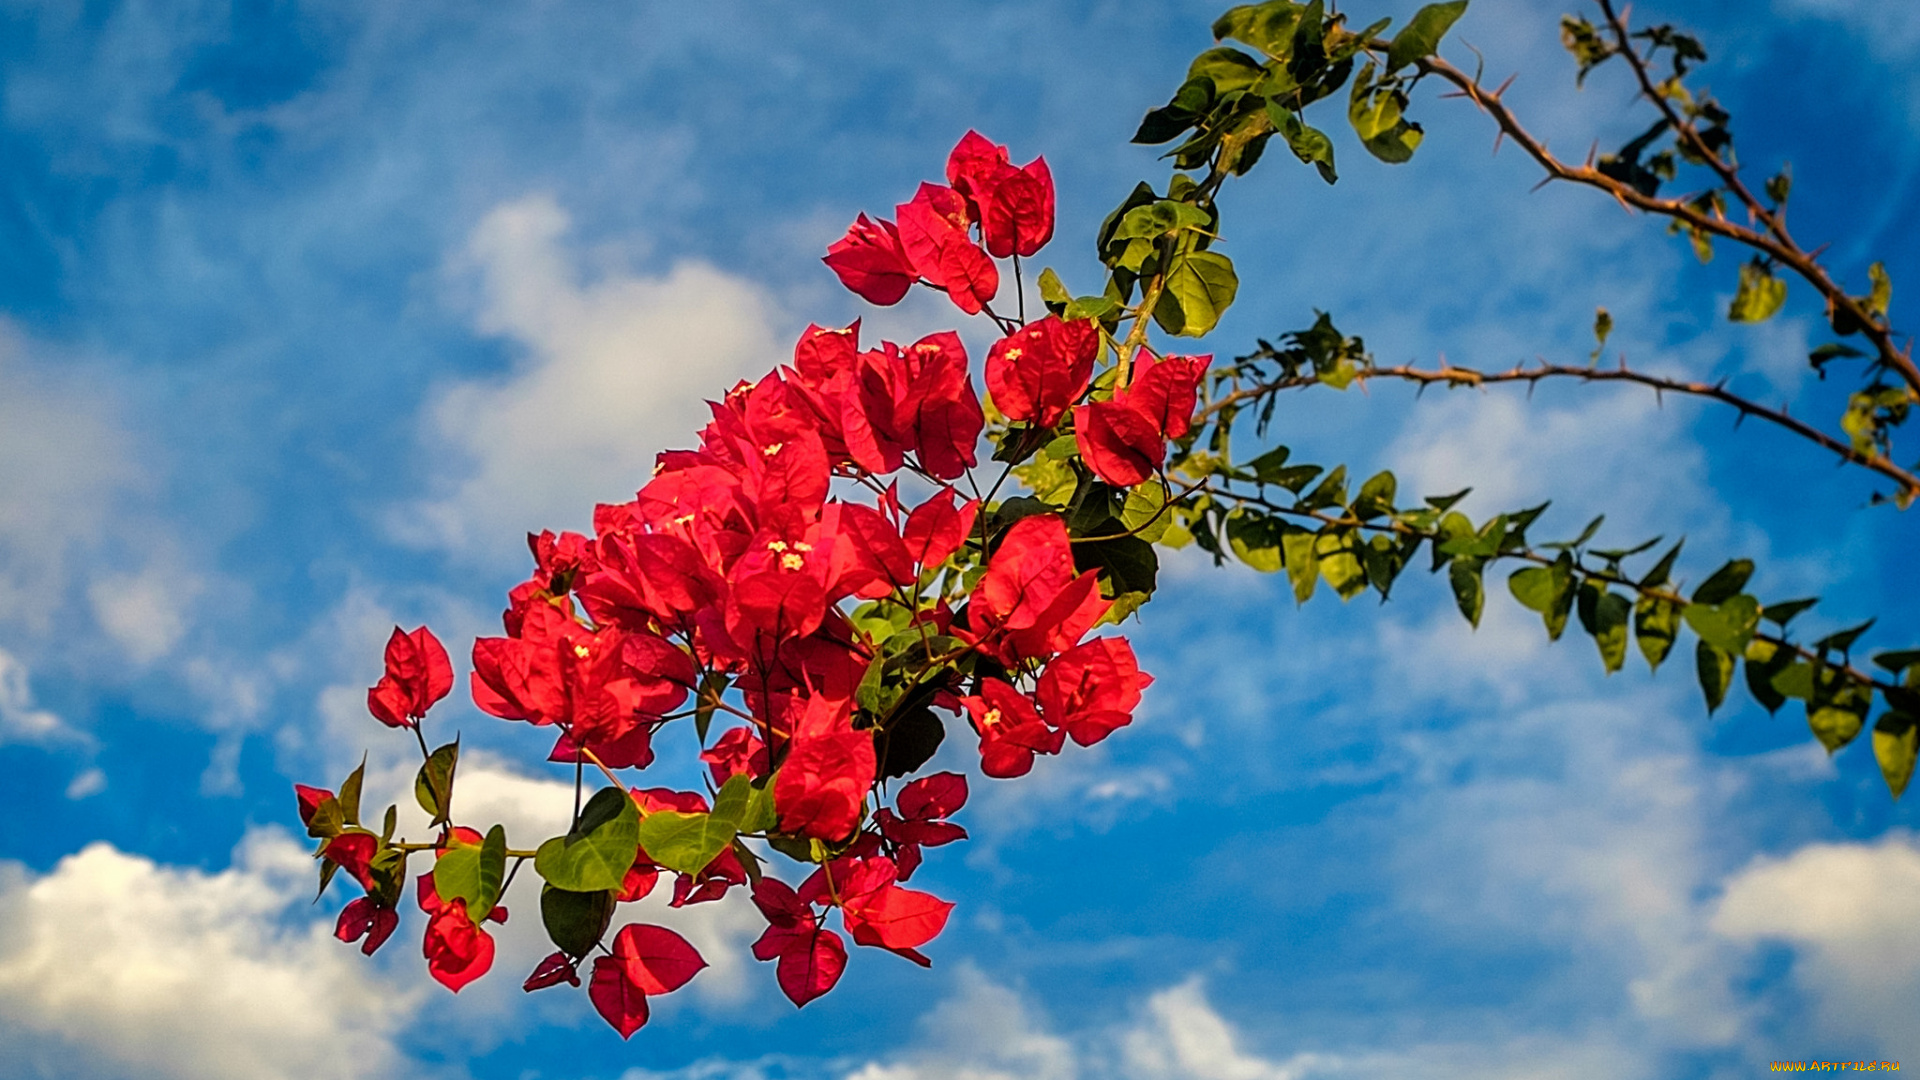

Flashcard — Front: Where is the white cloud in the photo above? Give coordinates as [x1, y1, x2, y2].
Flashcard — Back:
[0, 647, 85, 749]
[401, 194, 785, 562]
[0, 324, 137, 636]
[0, 830, 417, 1080]
[88, 562, 201, 664]
[843, 967, 1076, 1080]
[1712, 834, 1920, 1050]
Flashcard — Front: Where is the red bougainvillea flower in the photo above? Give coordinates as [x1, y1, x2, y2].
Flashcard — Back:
[775, 694, 877, 840]
[750, 878, 848, 1007]
[873, 771, 968, 880]
[896, 183, 999, 315]
[1073, 353, 1212, 487]
[423, 898, 496, 993]
[986, 315, 1100, 429]
[800, 854, 954, 967]
[946, 130, 1056, 259]
[701, 726, 769, 785]
[823, 214, 918, 306]
[1074, 397, 1164, 487]
[962, 678, 1065, 778]
[367, 625, 453, 728]
[321, 832, 378, 892]
[334, 896, 399, 956]
[965, 514, 1109, 665]
[1037, 637, 1152, 747]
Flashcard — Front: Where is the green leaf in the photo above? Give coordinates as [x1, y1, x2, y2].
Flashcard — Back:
[338, 757, 365, 827]
[1315, 529, 1368, 601]
[1387, 0, 1469, 72]
[1449, 557, 1485, 628]
[695, 670, 728, 744]
[541, 885, 615, 958]
[1696, 640, 1735, 714]
[1761, 597, 1819, 627]
[1577, 581, 1631, 674]
[1266, 103, 1337, 184]
[535, 787, 639, 893]
[305, 795, 344, 840]
[1640, 539, 1683, 589]
[1153, 252, 1239, 338]
[1212, 1, 1310, 60]
[1299, 464, 1348, 510]
[1187, 46, 1267, 95]
[876, 706, 945, 780]
[1353, 471, 1397, 520]
[1122, 483, 1173, 544]
[1691, 559, 1753, 604]
[1682, 595, 1761, 654]
[1037, 267, 1070, 315]
[1867, 261, 1892, 319]
[1245, 445, 1292, 483]
[1634, 595, 1681, 672]
[1809, 342, 1864, 369]
[433, 824, 506, 923]
[415, 740, 459, 827]
[637, 773, 761, 875]
[1873, 712, 1918, 799]
[636, 811, 737, 877]
[1807, 674, 1871, 752]
[1743, 640, 1789, 714]
[1729, 260, 1787, 323]
[1281, 525, 1319, 603]
[1115, 200, 1214, 242]
[1225, 510, 1284, 573]
[1872, 650, 1920, 677]
[1508, 555, 1575, 640]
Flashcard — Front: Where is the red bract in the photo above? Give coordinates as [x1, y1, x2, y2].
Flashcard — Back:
[962, 678, 1064, 778]
[946, 131, 1055, 258]
[986, 315, 1100, 428]
[523, 951, 581, 992]
[367, 625, 453, 728]
[1072, 353, 1211, 487]
[875, 772, 969, 880]
[334, 897, 398, 956]
[1126, 353, 1211, 441]
[823, 213, 917, 306]
[896, 183, 999, 315]
[423, 899, 495, 993]
[894, 331, 985, 481]
[294, 783, 332, 828]
[749, 879, 849, 1007]
[903, 488, 979, 571]
[701, 726, 769, 784]
[967, 515, 1109, 664]
[1038, 637, 1151, 747]
[775, 695, 876, 840]
[1074, 398, 1164, 487]
[610, 923, 707, 995]
[589, 955, 650, 1039]
[322, 832, 378, 891]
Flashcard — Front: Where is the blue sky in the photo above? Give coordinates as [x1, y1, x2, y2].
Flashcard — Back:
[0, 1, 1917, 1077]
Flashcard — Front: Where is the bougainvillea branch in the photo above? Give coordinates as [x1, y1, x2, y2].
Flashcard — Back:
[297, 0, 1919, 1041]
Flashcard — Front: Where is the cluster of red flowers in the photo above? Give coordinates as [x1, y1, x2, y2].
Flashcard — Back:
[299, 130, 1204, 1038]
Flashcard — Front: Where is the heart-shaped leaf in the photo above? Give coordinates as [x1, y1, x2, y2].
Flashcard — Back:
[536, 787, 639, 893]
